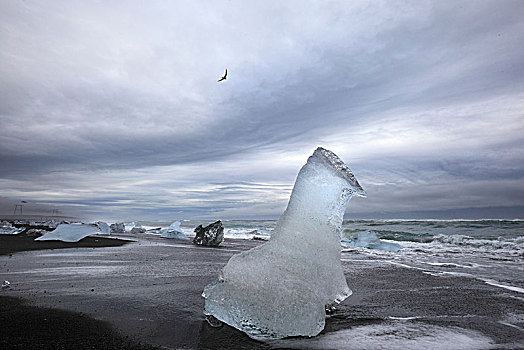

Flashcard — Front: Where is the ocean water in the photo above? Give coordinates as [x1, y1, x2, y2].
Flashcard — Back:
[139, 219, 524, 293]
[338, 219, 524, 293]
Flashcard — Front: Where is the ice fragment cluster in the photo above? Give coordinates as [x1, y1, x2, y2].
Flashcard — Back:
[0, 221, 24, 235]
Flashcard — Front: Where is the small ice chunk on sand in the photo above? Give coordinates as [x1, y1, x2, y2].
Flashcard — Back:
[203, 147, 366, 339]
[43, 219, 61, 228]
[341, 231, 401, 252]
[26, 228, 46, 237]
[130, 224, 146, 233]
[35, 223, 101, 243]
[96, 221, 111, 235]
[160, 221, 188, 240]
[110, 222, 125, 233]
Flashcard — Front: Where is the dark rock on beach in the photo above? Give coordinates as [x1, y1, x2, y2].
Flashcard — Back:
[193, 220, 224, 246]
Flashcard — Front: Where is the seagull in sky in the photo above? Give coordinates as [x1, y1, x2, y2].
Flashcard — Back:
[217, 69, 227, 82]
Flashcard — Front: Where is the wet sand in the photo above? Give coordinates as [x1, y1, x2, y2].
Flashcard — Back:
[1, 233, 523, 349]
[0, 231, 148, 349]
[0, 295, 159, 350]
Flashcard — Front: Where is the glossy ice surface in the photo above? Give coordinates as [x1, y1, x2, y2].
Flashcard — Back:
[203, 148, 365, 338]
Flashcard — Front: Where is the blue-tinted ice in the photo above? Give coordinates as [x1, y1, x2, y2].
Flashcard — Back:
[160, 221, 188, 240]
[341, 231, 402, 252]
[202, 147, 366, 339]
[35, 223, 101, 242]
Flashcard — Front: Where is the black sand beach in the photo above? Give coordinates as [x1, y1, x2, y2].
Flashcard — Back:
[0, 295, 159, 350]
[0, 230, 149, 349]
[1, 233, 523, 349]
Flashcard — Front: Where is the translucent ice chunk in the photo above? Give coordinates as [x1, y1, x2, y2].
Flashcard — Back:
[130, 223, 146, 233]
[96, 221, 111, 235]
[160, 221, 189, 240]
[341, 231, 402, 252]
[110, 222, 125, 233]
[0, 220, 24, 235]
[35, 223, 101, 242]
[167, 221, 182, 231]
[202, 147, 366, 339]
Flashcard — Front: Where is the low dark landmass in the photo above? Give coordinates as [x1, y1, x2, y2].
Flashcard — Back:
[0, 215, 80, 222]
[0, 295, 159, 350]
[0, 231, 133, 256]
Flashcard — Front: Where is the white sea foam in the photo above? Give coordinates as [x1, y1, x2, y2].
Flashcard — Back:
[386, 261, 426, 270]
[498, 321, 524, 332]
[424, 262, 473, 268]
[223, 229, 262, 240]
[481, 279, 524, 294]
[271, 322, 494, 350]
[431, 234, 524, 250]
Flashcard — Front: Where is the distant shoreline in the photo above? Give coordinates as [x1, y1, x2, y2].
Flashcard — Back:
[0, 215, 81, 221]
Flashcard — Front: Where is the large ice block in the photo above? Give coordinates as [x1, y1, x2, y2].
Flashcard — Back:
[35, 223, 101, 242]
[202, 147, 366, 339]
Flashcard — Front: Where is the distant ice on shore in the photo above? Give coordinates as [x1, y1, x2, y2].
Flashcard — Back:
[0, 220, 24, 235]
[342, 231, 402, 252]
[96, 221, 111, 235]
[160, 221, 188, 240]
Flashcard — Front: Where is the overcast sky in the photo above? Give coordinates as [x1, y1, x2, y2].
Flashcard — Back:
[1, 0, 523, 221]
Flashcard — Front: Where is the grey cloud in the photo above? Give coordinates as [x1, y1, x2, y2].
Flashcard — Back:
[1, 1, 523, 219]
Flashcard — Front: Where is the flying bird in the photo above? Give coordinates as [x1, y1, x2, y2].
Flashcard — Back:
[217, 69, 227, 82]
